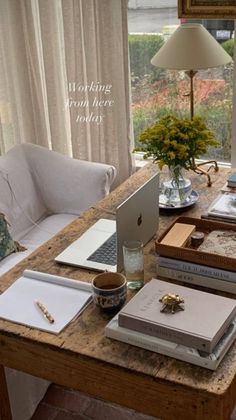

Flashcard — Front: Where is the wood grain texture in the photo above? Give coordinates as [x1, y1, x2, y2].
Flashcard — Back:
[0, 164, 235, 420]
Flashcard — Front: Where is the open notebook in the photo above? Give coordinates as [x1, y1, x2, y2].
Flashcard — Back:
[0, 270, 92, 334]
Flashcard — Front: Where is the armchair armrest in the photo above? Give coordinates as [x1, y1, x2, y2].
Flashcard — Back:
[23, 144, 116, 215]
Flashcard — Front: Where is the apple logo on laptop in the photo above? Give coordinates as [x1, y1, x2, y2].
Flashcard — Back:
[137, 213, 142, 226]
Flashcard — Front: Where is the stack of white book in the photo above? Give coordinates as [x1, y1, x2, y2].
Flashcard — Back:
[157, 256, 236, 294]
[105, 279, 236, 370]
[204, 192, 236, 223]
[202, 172, 236, 223]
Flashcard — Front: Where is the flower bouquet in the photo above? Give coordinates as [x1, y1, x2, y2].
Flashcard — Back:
[135, 115, 219, 205]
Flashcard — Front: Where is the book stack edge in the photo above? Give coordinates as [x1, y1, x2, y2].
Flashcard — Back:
[155, 216, 236, 293]
[203, 172, 236, 223]
[157, 256, 236, 294]
[227, 172, 236, 188]
[106, 314, 236, 370]
[105, 279, 236, 370]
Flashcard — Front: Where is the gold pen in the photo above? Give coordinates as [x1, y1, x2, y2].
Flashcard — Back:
[35, 300, 55, 324]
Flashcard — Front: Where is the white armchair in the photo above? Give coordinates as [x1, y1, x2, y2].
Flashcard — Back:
[0, 143, 116, 275]
[0, 143, 116, 420]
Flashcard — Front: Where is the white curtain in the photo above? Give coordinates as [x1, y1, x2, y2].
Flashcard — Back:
[231, 21, 236, 167]
[0, 0, 134, 186]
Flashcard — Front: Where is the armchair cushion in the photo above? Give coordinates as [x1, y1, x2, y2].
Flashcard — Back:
[23, 143, 117, 215]
[0, 145, 47, 241]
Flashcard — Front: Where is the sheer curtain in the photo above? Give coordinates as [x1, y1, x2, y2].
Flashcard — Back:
[231, 21, 236, 167]
[0, 0, 134, 185]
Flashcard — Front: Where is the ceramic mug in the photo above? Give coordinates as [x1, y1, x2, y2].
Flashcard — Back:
[92, 272, 127, 313]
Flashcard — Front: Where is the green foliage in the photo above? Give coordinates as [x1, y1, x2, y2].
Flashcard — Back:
[135, 115, 219, 170]
[133, 107, 169, 148]
[196, 106, 232, 161]
[129, 34, 164, 82]
[133, 104, 231, 162]
[221, 39, 234, 58]
[133, 106, 188, 148]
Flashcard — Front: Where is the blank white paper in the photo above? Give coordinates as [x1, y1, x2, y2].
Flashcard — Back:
[0, 270, 92, 334]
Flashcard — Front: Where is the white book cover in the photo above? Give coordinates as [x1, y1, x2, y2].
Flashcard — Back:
[105, 314, 236, 370]
[157, 265, 236, 294]
[207, 192, 236, 219]
[0, 270, 92, 334]
[118, 279, 236, 352]
[158, 255, 236, 282]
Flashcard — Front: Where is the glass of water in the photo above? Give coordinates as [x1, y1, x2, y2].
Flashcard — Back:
[123, 240, 144, 290]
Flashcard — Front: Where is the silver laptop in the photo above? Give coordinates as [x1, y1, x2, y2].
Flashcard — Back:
[55, 172, 159, 272]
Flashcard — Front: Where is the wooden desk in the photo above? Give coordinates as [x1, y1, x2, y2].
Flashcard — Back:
[0, 164, 235, 420]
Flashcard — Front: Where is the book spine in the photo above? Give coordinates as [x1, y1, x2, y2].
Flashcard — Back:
[118, 313, 213, 352]
[227, 182, 236, 188]
[157, 266, 236, 294]
[158, 256, 236, 283]
[105, 324, 216, 370]
[201, 214, 236, 224]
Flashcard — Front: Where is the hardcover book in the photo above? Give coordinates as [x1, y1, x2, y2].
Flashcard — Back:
[106, 314, 236, 370]
[207, 192, 236, 221]
[157, 265, 236, 295]
[158, 256, 236, 283]
[227, 172, 236, 187]
[118, 279, 236, 352]
[201, 213, 236, 225]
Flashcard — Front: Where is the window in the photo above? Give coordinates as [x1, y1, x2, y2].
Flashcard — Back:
[128, 1, 235, 164]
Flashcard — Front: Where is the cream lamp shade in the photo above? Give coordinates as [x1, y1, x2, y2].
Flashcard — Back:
[151, 23, 232, 70]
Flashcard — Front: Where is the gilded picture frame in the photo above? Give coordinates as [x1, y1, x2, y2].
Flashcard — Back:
[178, 0, 236, 19]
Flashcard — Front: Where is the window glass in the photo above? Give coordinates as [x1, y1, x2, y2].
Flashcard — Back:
[128, 1, 234, 163]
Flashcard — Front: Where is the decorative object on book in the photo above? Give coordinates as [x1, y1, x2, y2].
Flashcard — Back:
[156, 216, 236, 273]
[159, 293, 184, 314]
[92, 272, 127, 313]
[0, 270, 92, 334]
[118, 278, 236, 352]
[227, 172, 236, 188]
[159, 190, 199, 210]
[149, 24, 232, 185]
[0, 213, 26, 261]
[106, 314, 236, 370]
[123, 240, 144, 290]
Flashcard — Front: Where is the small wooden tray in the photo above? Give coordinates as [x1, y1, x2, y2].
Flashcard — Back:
[156, 216, 236, 272]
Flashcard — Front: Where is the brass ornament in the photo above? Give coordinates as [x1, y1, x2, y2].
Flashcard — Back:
[159, 293, 184, 314]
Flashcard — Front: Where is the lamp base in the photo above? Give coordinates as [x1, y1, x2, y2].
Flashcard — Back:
[192, 160, 219, 187]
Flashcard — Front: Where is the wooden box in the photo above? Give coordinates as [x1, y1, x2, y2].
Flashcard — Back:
[156, 216, 236, 272]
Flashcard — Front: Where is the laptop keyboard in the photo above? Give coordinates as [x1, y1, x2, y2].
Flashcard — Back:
[87, 232, 117, 266]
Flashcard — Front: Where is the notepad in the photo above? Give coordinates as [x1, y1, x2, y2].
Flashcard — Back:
[0, 270, 92, 334]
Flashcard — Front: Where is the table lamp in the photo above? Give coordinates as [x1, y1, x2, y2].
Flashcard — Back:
[151, 23, 232, 185]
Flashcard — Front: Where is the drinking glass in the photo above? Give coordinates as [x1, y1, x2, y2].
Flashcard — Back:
[123, 240, 144, 289]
